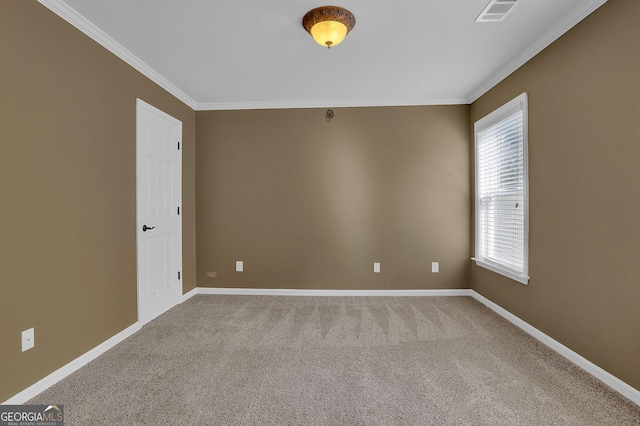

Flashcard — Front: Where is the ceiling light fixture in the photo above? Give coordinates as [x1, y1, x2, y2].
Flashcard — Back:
[302, 6, 356, 48]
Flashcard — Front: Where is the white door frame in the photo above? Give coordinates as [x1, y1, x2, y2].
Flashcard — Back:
[136, 98, 182, 325]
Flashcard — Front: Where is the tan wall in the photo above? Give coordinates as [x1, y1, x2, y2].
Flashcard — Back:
[470, 0, 640, 389]
[0, 2, 196, 401]
[196, 106, 471, 290]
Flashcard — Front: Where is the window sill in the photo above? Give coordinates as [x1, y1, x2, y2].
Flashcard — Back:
[472, 258, 529, 285]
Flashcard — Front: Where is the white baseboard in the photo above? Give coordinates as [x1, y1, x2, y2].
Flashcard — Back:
[5, 288, 638, 408]
[3, 322, 141, 405]
[193, 287, 639, 406]
[470, 291, 640, 406]
[192, 287, 474, 297]
[181, 287, 198, 303]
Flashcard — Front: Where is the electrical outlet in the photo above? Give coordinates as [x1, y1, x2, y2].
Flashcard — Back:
[22, 328, 34, 352]
[236, 261, 243, 272]
[432, 262, 439, 273]
[373, 262, 381, 273]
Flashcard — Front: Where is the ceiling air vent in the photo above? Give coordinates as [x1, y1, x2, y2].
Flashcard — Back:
[476, 0, 518, 22]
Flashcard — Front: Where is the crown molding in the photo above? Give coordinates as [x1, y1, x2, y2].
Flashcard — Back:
[194, 97, 469, 111]
[38, 0, 607, 111]
[36, 0, 466, 112]
[38, 0, 199, 110]
[467, 0, 608, 103]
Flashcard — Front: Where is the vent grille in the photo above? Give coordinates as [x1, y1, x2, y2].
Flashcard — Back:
[476, 0, 518, 22]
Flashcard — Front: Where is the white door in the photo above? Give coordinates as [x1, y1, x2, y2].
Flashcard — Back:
[136, 99, 182, 326]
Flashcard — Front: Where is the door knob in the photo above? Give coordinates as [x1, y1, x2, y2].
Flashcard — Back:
[142, 225, 156, 232]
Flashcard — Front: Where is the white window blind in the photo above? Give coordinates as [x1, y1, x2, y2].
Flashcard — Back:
[474, 93, 529, 284]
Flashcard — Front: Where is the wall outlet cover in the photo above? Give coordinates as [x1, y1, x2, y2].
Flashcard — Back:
[374, 262, 381, 273]
[432, 262, 439, 273]
[22, 328, 34, 352]
[235, 261, 243, 272]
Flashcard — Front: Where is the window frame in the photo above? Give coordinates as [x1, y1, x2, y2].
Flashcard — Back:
[473, 92, 530, 285]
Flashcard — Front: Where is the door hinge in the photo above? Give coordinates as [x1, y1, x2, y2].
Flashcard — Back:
[177, 206, 180, 215]
[178, 271, 181, 280]
[178, 141, 180, 150]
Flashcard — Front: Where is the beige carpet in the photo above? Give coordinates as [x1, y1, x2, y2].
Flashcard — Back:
[29, 295, 640, 425]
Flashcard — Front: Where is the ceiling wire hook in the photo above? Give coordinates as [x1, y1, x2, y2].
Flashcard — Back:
[325, 109, 335, 122]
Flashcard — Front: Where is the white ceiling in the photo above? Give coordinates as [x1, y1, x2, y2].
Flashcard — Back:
[39, 0, 606, 110]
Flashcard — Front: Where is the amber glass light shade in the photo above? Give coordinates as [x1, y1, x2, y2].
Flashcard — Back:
[310, 20, 348, 47]
[302, 6, 356, 48]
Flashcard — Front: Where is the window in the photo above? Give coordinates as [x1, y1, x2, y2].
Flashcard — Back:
[474, 93, 529, 284]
